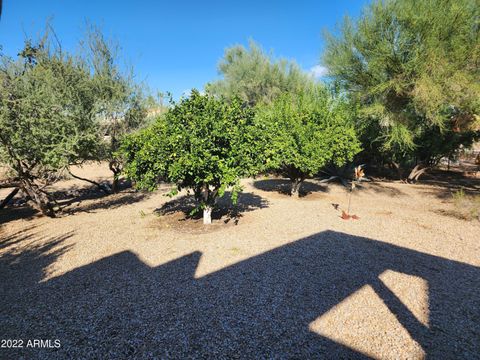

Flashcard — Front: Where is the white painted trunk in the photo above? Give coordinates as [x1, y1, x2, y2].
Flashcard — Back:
[203, 206, 212, 225]
[291, 180, 301, 198]
[291, 187, 299, 198]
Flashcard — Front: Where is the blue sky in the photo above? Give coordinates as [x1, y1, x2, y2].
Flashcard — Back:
[0, 1, 367, 99]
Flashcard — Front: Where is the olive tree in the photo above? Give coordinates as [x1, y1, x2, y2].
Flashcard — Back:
[0, 36, 99, 216]
[255, 86, 361, 197]
[121, 90, 263, 224]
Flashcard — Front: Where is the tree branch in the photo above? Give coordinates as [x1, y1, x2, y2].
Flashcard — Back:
[67, 169, 111, 194]
[0, 188, 19, 210]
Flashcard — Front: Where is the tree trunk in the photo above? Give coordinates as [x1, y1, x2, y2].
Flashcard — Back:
[20, 179, 56, 217]
[291, 179, 302, 198]
[407, 164, 429, 183]
[198, 183, 219, 225]
[390, 161, 404, 180]
[203, 206, 212, 225]
[109, 160, 122, 193]
[0, 187, 19, 210]
[112, 177, 119, 193]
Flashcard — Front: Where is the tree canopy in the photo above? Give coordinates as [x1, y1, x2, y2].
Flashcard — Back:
[121, 90, 263, 224]
[0, 25, 148, 215]
[206, 40, 313, 106]
[0, 33, 99, 215]
[82, 26, 148, 192]
[323, 0, 480, 179]
[255, 85, 361, 196]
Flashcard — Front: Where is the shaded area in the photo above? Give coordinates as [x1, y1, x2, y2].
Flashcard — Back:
[432, 195, 480, 222]
[0, 227, 73, 306]
[0, 226, 38, 251]
[432, 208, 478, 222]
[0, 206, 39, 225]
[355, 182, 406, 197]
[0, 181, 150, 220]
[61, 189, 151, 215]
[1, 230, 478, 358]
[155, 191, 269, 224]
[420, 170, 480, 200]
[50, 179, 137, 209]
[253, 178, 329, 197]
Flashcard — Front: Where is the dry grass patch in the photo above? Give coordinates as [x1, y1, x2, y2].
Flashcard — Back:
[449, 188, 480, 221]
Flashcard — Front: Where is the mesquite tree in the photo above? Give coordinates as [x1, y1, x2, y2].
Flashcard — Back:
[0, 36, 99, 216]
[121, 90, 263, 224]
[323, 0, 480, 181]
[206, 40, 312, 106]
[255, 86, 361, 197]
[84, 27, 148, 192]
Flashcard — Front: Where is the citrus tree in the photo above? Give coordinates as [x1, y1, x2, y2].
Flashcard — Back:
[121, 90, 263, 224]
[255, 86, 361, 197]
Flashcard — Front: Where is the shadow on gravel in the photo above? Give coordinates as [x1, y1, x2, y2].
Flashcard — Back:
[418, 170, 480, 200]
[53, 179, 151, 215]
[0, 228, 73, 306]
[62, 190, 151, 215]
[1, 230, 478, 358]
[155, 191, 269, 224]
[0, 206, 39, 225]
[355, 182, 406, 197]
[0, 179, 147, 221]
[253, 178, 329, 197]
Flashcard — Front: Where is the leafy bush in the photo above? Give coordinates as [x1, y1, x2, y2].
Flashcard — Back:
[121, 90, 264, 224]
[255, 85, 361, 196]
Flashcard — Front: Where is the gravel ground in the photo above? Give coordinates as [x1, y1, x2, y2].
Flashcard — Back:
[0, 163, 479, 359]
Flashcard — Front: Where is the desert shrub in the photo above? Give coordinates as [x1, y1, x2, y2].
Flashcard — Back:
[451, 189, 480, 221]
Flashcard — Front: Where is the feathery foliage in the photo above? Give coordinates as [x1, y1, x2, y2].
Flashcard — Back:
[0, 31, 99, 215]
[82, 25, 148, 192]
[207, 40, 312, 106]
[323, 0, 480, 180]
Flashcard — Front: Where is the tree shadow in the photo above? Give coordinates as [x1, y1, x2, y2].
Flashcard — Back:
[0, 228, 73, 308]
[155, 191, 269, 224]
[1, 230, 478, 358]
[355, 182, 406, 197]
[0, 225, 38, 250]
[1, 180, 148, 221]
[416, 170, 480, 200]
[253, 178, 329, 197]
[51, 178, 133, 207]
[0, 206, 39, 225]
[61, 189, 151, 215]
